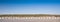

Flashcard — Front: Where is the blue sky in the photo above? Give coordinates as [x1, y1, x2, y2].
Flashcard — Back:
[0, 0, 60, 14]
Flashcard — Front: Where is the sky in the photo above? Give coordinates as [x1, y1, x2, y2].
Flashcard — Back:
[0, 0, 60, 14]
